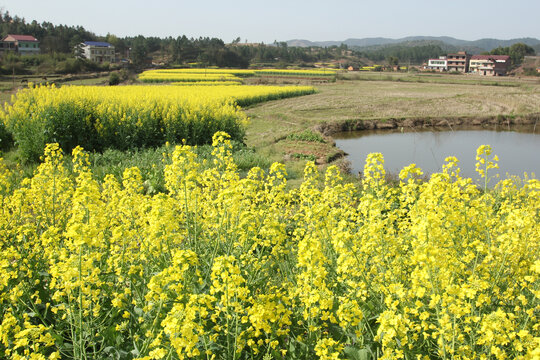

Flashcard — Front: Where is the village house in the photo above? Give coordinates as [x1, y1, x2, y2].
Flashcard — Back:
[0, 34, 40, 56]
[79, 41, 116, 63]
[425, 56, 447, 71]
[469, 55, 511, 76]
[447, 51, 471, 73]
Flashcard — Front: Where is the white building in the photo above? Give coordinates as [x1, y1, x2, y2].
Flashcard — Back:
[426, 56, 447, 71]
[79, 41, 115, 63]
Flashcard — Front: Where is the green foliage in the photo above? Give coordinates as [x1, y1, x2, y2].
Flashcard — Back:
[130, 35, 149, 66]
[0, 52, 29, 75]
[1, 52, 111, 75]
[7, 101, 101, 162]
[344, 347, 372, 360]
[0, 10, 98, 54]
[291, 153, 317, 161]
[0, 121, 13, 152]
[109, 72, 121, 85]
[523, 68, 540, 76]
[287, 129, 326, 143]
[60, 141, 271, 195]
[386, 56, 399, 66]
[486, 42, 536, 65]
[0, 9, 354, 70]
[358, 43, 446, 64]
[232, 146, 273, 172]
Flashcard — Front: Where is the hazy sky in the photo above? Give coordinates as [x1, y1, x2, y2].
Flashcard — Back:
[1, 0, 539, 43]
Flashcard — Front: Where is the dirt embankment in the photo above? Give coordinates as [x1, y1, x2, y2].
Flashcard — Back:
[314, 113, 540, 136]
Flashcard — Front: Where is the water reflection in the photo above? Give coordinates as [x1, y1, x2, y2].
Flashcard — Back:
[334, 126, 539, 181]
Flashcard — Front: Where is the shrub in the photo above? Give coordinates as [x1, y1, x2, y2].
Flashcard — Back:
[291, 152, 317, 161]
[523, 68, 540, 77]
[109, 72, 121, 85]
[287, 129, 326, 143]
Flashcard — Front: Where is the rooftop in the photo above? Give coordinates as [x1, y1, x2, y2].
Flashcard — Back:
[3, 34, 39, 42]
[471, 55, 511, 61]
[83, 41, 113, 47]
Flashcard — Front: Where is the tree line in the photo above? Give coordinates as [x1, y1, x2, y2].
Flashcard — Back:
[0, 11, 352, 69]
[1, 10, 536, 73]
[482, 43, 536, 65]
[356, 43, 448, 65]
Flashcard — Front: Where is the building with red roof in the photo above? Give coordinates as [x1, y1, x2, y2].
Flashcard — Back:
[0, 34, 40, 56]
[470, 55, 511, 76]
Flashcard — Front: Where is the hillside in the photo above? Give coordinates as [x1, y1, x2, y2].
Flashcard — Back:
[287, 36, 540, 53]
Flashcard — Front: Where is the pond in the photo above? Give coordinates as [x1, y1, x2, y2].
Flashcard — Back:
[333, 126, 539, 182]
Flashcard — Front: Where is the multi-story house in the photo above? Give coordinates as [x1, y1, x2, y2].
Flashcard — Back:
[447, 51, 471, 73]
[79, 41, 116, 63]
[0, 34, 40, 56]
[469, 55, 511, 76]
[426, 56, 447, 71]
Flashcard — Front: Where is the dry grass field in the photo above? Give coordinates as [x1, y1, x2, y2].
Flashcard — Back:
[242, 75, 539, 181]
[245, 78, 540, 148]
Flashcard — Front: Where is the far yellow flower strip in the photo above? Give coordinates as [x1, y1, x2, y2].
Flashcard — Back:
[138, 71, 243, 83]
[138, 68, 338, 82]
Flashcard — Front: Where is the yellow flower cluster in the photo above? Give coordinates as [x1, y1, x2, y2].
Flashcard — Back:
[0, 137, 538, 359]
[171, 81, 243, 86]
[138, 70, 243, 83]
[138, 68, 338, 83]
[0, 84, 315, 161]
[146, 68, 257, 76]
[359, 65, 382, 71]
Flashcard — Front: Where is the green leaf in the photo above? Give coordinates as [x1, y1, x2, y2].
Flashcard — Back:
[133, 306, 144, 316]
[344, 346, 370, 360]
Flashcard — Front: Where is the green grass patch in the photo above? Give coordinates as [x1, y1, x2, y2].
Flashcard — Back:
[291, 153, 317, 161]
[286, 129, 326, 143]
[2, 140, 275, 195]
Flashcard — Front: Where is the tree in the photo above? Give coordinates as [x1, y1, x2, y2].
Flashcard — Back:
[487, 43, 535, 66]
[130, 36, 148, 66]
[508, 43, 535, 65]
[387, 56, 399, 66]
[216, 49, 249, 68]
[73, 42, 85, 59]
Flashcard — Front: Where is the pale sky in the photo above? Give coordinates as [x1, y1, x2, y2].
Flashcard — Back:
[1, 0, 539, 43]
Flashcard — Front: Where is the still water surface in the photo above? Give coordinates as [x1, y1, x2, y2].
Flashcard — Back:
[334, 127, 539, 181]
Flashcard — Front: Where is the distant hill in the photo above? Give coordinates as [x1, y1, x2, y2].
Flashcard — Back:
[287, 36, 540, 53]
